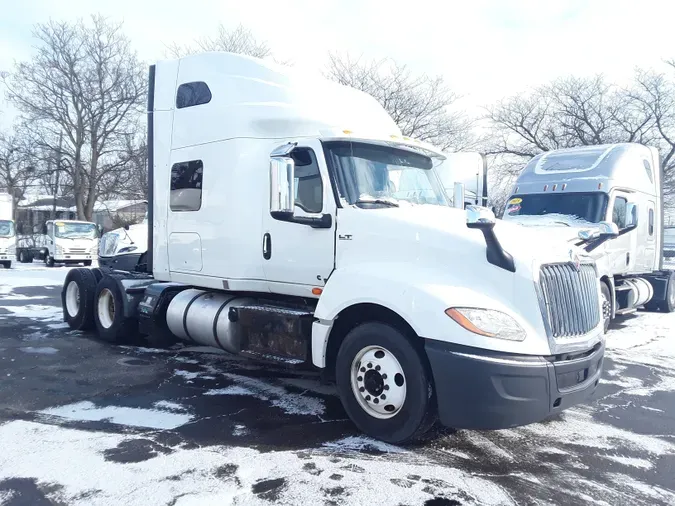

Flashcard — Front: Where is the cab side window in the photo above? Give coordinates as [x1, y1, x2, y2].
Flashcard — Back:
[291, 149, 323, 214]
[649, 208, 654, 236]
[170, 160, 203, 212]
[612, 196, 627, 229]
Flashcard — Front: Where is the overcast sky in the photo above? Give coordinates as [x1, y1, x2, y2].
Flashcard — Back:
[1, 0, 675, 128]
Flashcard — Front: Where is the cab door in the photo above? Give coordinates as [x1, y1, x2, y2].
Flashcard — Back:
[261, 139, 337, 296]
[605, 191, 635, 274]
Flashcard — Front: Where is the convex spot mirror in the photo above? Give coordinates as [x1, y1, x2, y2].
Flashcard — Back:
[466, 205, 497, 229]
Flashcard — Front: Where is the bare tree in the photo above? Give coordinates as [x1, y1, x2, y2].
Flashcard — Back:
[165, 23, 272, 59]
[0, 128, 38, 220]
[325, 53, 475, 151]
[2, 15, 145, 221]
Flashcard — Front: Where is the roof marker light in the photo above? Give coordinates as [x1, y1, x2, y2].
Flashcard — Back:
[342, 130, 353, 135]
[562, 183, 567, 190]
[543, 185, 548, 191]
[552, 184, 557, 191]
[598, 183, 603, 190]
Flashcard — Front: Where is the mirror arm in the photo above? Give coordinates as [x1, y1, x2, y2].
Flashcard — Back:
[468, 222, 516, 272]
[618, 223, 637, 237]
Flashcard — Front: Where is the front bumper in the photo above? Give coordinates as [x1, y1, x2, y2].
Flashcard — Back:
[425, 338, 604, 430]
[55, 254, 95, 261]
[0, 253, 16, 262]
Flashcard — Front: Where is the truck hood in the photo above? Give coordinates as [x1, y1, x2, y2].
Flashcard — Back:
[339, 205, 588, 266]
[505, 214, 605, 245]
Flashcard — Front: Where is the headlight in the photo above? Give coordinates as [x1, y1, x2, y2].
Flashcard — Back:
[7, 244, 16, 254]
[118, 246, 138, 254]
[56, 245, 64, 255]
[445, 307, 525, 341]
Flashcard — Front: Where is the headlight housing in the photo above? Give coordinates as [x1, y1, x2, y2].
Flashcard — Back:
[55, 245, 64, 255]
[7, 244, 16, 254]
[445, 307, 525, 341]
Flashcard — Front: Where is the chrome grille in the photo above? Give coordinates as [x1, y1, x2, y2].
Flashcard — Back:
[67, 248, 87, 254]
[539, 263, 600, 339]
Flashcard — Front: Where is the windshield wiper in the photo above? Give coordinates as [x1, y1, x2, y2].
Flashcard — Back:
[553, 221, 571, 227]
[355, 196, 400, 208]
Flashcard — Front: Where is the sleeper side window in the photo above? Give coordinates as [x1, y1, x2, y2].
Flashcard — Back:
[170, 160, 203, 212]
[649, 208, 654, 236]
[176, 82, 212, 109]
[291, 149, 323, 214]
[612, 196, 628, 229]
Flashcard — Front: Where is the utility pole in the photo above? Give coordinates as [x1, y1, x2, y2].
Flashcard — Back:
[52, 133, 63, 219]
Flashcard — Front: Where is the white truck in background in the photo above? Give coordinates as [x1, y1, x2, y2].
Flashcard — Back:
[17, 219, 100, 267]
[503, 143, 675, 332]
[61, 52, 608, 443]
[0, 193, 16, 268]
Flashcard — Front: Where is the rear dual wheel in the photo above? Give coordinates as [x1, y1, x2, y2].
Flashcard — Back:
[93, 275, 139, 344]
[335, 322, 436, 444]
[62, 268, 99, 330]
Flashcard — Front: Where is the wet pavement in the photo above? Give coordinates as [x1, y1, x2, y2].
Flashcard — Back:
[1, 264, 674, 505]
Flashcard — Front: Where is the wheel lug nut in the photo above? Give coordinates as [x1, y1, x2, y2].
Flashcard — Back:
[374, 398, 379, 404]
[384, 385, 390, 390]
[360, 367, 365, 372]
[367, 363, 372, 368]
[381, 394, 386, 400]
[357, 376, 363, 381]
[375, 365, 381, 371]
[382, 374, 387, 379]
[365, 395, 371, 401]
[359, 387, 365, 392]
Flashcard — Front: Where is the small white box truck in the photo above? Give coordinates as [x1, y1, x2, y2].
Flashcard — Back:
[0, 193, 16, 268]
[61, 52, 609, 443]
[17, 219, 100, 267]
[503, 144, 675, 332]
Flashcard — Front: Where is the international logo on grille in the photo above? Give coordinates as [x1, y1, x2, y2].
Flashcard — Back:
[569, 249, 581, 271]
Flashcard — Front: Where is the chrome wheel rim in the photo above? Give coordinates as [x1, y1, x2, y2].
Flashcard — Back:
[601, 291, 611, 322]
[65, 281, 80, 317]
[350, 345, 406, 419]
[97, 288, 115, 329]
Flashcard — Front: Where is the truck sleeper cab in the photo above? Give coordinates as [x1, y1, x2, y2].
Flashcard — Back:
[61, 52, 605, 443]
[503, 143, 675, 331]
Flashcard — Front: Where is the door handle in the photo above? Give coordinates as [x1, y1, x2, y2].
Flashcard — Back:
[263, 233, 271, 260]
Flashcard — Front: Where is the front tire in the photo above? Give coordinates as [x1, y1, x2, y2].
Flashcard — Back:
[1, 261, 10, 269]
[335, 322, 436, 444]
[62, 268, 98, 331]
[45, 254, 55, 268]
[19, 250, 28, 263]
[83, 260, 92, 267]
[93, 276, 138, 344]
[600, 282, 612, 333]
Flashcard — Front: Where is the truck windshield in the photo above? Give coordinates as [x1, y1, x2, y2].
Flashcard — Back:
[323, 140, 449, 207]
[54, 222, 98, 239]
[504, 192, 609, 224]
[0, 220, 15, 238]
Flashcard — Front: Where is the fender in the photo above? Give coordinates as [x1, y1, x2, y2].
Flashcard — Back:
[312, 262, 552, 368]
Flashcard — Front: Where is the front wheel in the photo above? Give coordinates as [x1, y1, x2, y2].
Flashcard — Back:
[83, 260, 92, 267]
[600, 282, 612, 333]
[1, 261, 10, 269]
[18, 250, 28, 263]
[335, 322, 436, 444]
[45, 254, 55, 268]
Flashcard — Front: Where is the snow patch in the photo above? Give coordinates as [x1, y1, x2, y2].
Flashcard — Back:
[232, 424, 249, 437]
[204, 386, 256, 397]
[1, 304, 63, 321]
[48, 322, 70, 330]
[323, 436, 406, 454]
[219, 373, 325, 416]
[39, 401, 194, 430]
[153, 401, 189, 412]
[606, 455, 653, 469]
[19, 346, 59, 355]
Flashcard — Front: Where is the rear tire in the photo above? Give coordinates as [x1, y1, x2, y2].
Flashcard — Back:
[661, 273, 675, 313]
[93, 276, 139, 344]
[18, 250, 28, 263]
[600, 282, 612, 333]
[62, 268, 98, 331]
[335, 322, 436, 444]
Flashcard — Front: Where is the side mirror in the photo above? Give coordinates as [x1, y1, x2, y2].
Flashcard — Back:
[597, 221, 619, 237]
[453, 182, 465, 210]
[98, 224, 104, 235]
[466, 205, 497, 229]
[625, 202, 638, 228]
[270, 156, 295, 217]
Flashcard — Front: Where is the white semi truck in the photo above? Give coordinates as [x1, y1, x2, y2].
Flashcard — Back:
[61, 52, 609, 443]
[503, 143, 675, 332]
[0, 193, 16, 268]
[17, 219, 100, 267]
